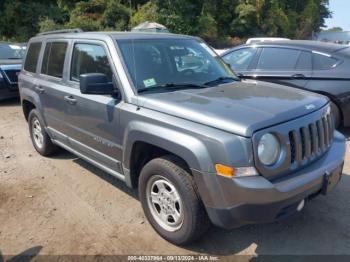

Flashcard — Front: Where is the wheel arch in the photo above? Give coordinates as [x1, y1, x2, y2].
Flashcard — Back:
[122, 122, 212, 188]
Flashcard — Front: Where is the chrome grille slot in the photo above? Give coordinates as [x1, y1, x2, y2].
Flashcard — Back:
[300, 128, 305, 160]
[301, 127, 311, 159]
[317, 120, 325, 150]
[323, 117, 329, 146]
[289, 131, 296, 164]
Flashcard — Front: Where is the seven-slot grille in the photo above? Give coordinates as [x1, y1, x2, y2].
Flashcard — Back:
[289, 112, 334, 167]
[2, 69, 19, 84]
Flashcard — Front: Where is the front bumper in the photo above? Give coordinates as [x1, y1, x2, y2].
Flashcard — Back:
[193, 131, 346, 229]
[0, 79, 19, 100]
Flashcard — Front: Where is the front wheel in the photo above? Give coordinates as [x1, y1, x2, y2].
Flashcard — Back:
[139, 156, 210, 245]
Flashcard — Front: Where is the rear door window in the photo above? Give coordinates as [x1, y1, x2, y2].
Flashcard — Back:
[41, 42, 68, 78]
[257, 48, 301, 70]
[313, 52, 339, 70]
[70, 43, 113, 82]
[222, 48, 257, 71]
[24, 42, 42, 73]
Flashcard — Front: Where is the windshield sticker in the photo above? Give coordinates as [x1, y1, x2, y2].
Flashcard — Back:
[143, 78, 157, 88]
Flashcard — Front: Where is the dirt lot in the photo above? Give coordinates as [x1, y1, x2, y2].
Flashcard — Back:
[1, 98, 350, 258]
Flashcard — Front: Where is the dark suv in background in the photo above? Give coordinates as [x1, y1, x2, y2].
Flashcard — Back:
[0, 42, 26, 100]
[221, 41, 350, 127]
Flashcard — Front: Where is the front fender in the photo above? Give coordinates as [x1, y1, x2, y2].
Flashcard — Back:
[123, 121, 213, 172]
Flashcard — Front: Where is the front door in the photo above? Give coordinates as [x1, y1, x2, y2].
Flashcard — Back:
[63, 41, 124, 174]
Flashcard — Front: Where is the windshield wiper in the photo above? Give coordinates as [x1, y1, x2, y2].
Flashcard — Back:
[138, 83, 209, 93]
[204, 76, 238, 86]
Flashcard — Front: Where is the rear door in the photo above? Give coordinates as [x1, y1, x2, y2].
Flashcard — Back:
[253, 47, 312, 88]
[20, 41, 43, 98]
[36, 40, 71, 141]
[62, 40, 124, 174]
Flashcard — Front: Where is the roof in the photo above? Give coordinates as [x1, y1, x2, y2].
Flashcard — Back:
[226, 40, 348, 55]
[29, 31, 195, 42]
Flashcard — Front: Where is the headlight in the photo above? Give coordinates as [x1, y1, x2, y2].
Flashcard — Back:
[258, 133, 280, 166]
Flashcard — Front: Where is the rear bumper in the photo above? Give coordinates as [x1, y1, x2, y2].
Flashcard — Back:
[193, 131, 346, 229]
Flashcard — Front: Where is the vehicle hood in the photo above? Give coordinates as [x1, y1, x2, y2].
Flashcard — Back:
[136, 80, 329, 137]
[0, 59, 22, 69]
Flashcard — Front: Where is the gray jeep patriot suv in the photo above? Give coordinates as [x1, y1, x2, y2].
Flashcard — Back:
[19, 29, 346, 245]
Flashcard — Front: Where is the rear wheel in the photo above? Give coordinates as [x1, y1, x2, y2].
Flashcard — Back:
[330, 102, 341, 128]
[28, 109, 58, 156]
[139, 156, 210, 245]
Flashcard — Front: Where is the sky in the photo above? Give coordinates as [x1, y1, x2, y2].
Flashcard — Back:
[324, 0, 350, 31]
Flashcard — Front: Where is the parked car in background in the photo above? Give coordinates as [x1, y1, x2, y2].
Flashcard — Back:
[213, 48, 228, 55]
[0, 42, 26, 100]
[246, 37, 290, 44]
[221, 40, 350, 127]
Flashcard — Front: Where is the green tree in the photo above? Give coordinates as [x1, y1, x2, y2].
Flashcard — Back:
[102, 0, 131, 31]
[0, 0, 64, 41]
[231, 1, 259, 37]
[38, 17, 64, 33]
[261, 0, 289, 37]
[130, 1, 158, 27]
[296, 0, 331, 39]
[0, 0, 332, 43]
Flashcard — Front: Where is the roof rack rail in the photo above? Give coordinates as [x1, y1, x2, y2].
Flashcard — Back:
[37, 28, 83, 36]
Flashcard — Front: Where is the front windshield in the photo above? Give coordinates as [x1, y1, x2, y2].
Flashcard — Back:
[0, 43, 26, 60]
[117, 38, 238, 92]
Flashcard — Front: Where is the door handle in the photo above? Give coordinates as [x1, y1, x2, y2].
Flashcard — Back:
[35, 85, 45, 94]
[291, 74, 305, 79]
[64, 95, 77, 105]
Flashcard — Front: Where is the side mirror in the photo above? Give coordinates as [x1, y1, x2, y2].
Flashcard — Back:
[80, 73, 114, 95]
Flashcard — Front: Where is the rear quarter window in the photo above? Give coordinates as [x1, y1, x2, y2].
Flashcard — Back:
[313, 52, 340, 70]
[24, 42, 42, 73]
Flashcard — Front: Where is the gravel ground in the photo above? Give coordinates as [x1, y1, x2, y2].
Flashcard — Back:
[0, 98, 349, 258]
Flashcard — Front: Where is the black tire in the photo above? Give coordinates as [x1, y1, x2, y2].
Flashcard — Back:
[330, 102, 341, 128]
[28, 109, 58, 156]
[139, 155, 210, 245]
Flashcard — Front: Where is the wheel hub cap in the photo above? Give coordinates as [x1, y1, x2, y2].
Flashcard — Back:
[32, 118, 44, 149]
[146, 176, 184, 232]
